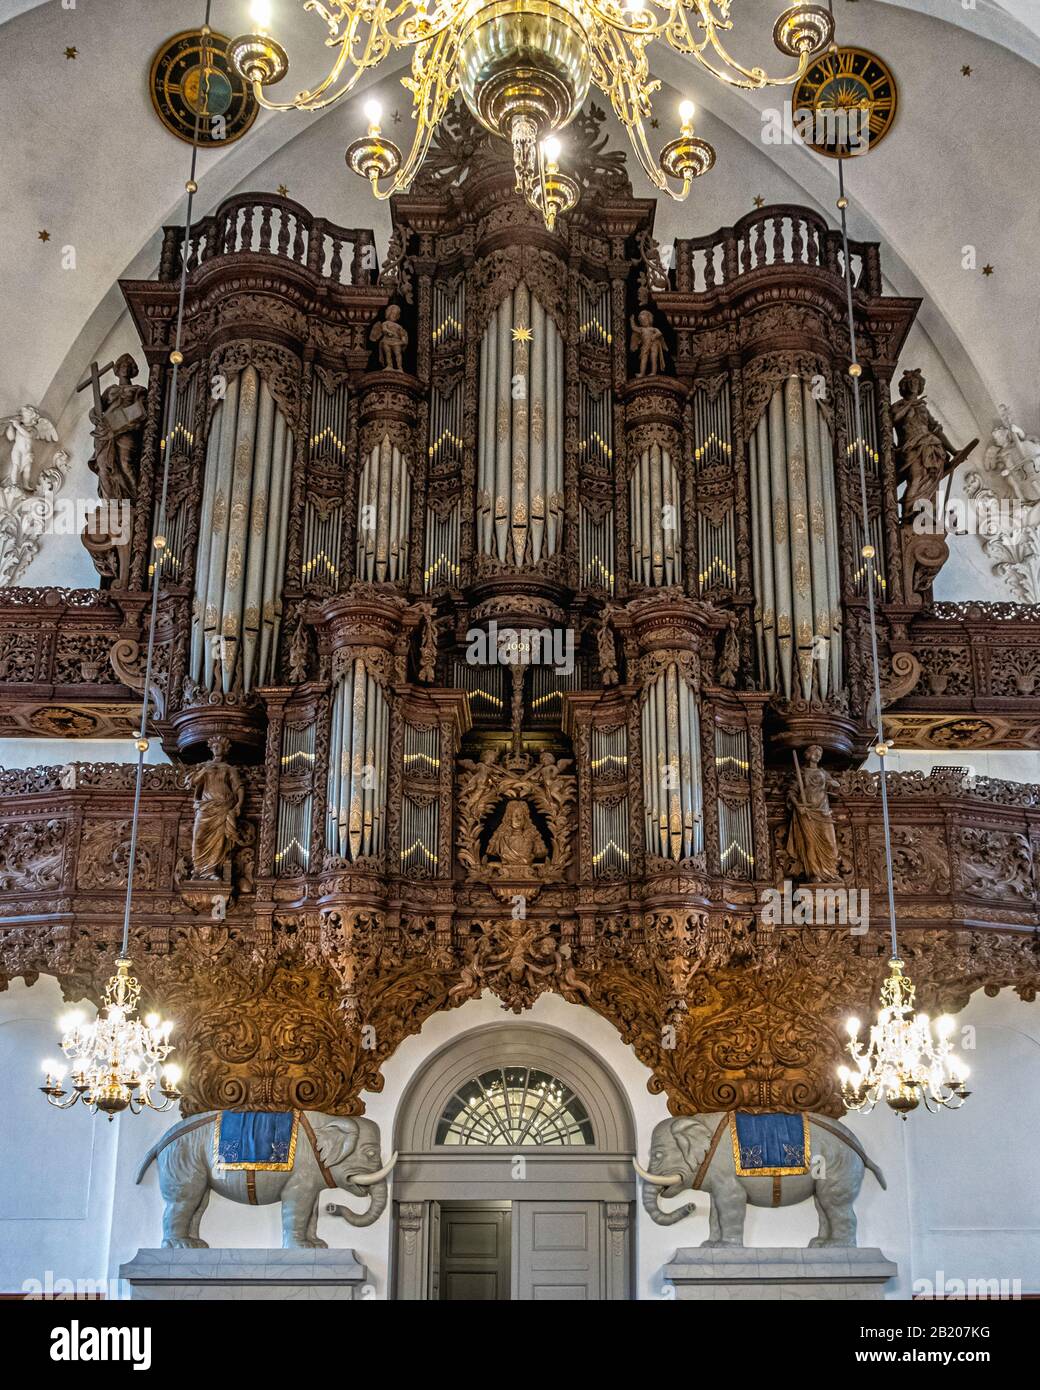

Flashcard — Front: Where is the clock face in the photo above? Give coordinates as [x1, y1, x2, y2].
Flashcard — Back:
[792, 47, 897, 159]
[149, 30, 258, 146]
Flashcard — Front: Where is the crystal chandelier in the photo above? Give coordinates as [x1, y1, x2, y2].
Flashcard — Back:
[832, 148, 970, 1120]
[229, 0, 835, 227]
[839, 959, 969, 1116]
[41, 962, 180, 1118]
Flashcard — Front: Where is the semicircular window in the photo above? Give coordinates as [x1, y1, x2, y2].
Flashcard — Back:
[435, 1067, 595, 1146]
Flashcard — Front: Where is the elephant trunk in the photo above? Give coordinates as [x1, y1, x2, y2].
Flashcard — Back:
[329, 1176, 388, 1228]
[640, 1173, 694, 1226]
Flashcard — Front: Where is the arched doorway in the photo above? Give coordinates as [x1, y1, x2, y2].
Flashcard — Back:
[391, 1022, 636, 1300]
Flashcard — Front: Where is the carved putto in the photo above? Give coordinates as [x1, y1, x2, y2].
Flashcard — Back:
[370, 304, 408, 372]
[0, 404, 70, 584]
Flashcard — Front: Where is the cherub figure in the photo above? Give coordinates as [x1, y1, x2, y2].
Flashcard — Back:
[985, 405, 1040, 503]
[3, 405, 59, 490]
[629, 310, 667, 377]
[370, 303, 408, 372]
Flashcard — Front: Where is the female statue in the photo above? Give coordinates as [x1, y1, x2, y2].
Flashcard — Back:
[786, 744, 839, 882]
[188, 737, 244, 879]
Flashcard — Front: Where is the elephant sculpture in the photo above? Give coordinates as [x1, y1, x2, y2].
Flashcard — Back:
[136, 1110, 397, 1249]
[634, 1112, 885, 1247]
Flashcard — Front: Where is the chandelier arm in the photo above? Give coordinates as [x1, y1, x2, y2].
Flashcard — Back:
[249, 2, 469, 113]
[587, 29, 669, 192]
[370, 32, 460, 198]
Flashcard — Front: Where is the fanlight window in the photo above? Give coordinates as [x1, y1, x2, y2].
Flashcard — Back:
[435, 1068, 594, 1146]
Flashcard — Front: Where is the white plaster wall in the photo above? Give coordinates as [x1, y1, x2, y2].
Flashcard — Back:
[1, 976, 1037, 1299]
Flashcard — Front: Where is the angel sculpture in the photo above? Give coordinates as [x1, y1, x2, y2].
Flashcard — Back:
[3, 405, 59, 490]
[370, 304, 408, 372]
[985, 406, 1040, 504]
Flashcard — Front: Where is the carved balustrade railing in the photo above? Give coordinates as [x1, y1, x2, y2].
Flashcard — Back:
[159, 193, 377, 287]
[767, 768, 1040, 931]
[0, 588, 150, 739]
[672, 205, 881, 297]
[881, 601, 1040, 750]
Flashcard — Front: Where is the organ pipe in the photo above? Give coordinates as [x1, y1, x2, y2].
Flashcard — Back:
[326, 657, 390, 861]
[630, 443, 683, 587]
[275, 720, 315, 874]
[476, 284, 564, 565]
[190, 366, 292, 694]
[356, 434, 412, 583]
[750, 376, 842, 699]
[640, 663, 702, 861]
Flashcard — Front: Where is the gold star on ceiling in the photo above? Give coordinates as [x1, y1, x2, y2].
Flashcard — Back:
[982, 264, 994, 276]
[65, 47, 77, 59]
[38, 230, 50, 242]
[961, 65, 972, 77]
[753, 195, 765, 209]
[277, 184, 289, 197]
[511, 325, 533, 343]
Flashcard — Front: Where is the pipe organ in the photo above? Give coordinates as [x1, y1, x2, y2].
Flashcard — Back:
[85, 116, 940, 1113]
[117, 117, 919, 895]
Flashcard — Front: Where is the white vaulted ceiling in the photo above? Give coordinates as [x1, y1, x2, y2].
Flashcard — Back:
[0, 0, 1037, 451]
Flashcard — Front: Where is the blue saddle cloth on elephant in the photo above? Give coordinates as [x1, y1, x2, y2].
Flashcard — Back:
[214, 1111, 299, 1171]
[730, 1112, 810, 1177]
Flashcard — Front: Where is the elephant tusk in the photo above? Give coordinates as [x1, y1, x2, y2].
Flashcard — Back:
[632, 1158, 683, 1186]
[351, 1150, 399, 1186]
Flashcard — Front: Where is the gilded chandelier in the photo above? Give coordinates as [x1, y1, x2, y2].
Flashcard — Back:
[41, 960, 180, 1119]
[230, 0, 834, 226]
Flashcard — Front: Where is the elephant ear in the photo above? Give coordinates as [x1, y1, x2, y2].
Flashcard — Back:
[673, 1116, 715, 1171]
[312, 1116, 359, 1170]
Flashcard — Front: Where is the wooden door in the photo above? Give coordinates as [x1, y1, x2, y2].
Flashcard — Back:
[513, 1200, 603, 1300]
[437, 1203, 511, 1301]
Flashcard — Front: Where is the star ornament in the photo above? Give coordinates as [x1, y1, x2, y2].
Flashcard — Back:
[38, 230, 51, 242]
[511, 324, 533, 344]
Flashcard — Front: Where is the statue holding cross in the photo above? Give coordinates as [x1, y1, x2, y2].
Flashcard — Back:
[76, 352, 148, 504]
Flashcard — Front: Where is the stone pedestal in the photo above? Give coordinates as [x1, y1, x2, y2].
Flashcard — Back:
[119, 1248, 370, 1301]
[663, 1247, 897, 1301]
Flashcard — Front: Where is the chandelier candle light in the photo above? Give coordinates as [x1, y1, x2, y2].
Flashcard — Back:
[229, 0, 835, 227]
[37, 4, 235, 1121]
[828, 84, 969, 1115]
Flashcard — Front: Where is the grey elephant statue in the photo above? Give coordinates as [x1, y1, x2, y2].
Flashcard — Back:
[136, 1110, 397, 1249]
[634, 1112, 885, 1247]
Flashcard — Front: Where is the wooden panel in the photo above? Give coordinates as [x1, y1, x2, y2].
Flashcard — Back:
[514, 1200, 602, 1301]
[438, 1204, 510, 1302]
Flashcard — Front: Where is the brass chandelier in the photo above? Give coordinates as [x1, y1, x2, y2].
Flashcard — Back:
[230, 0, 835, 227]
